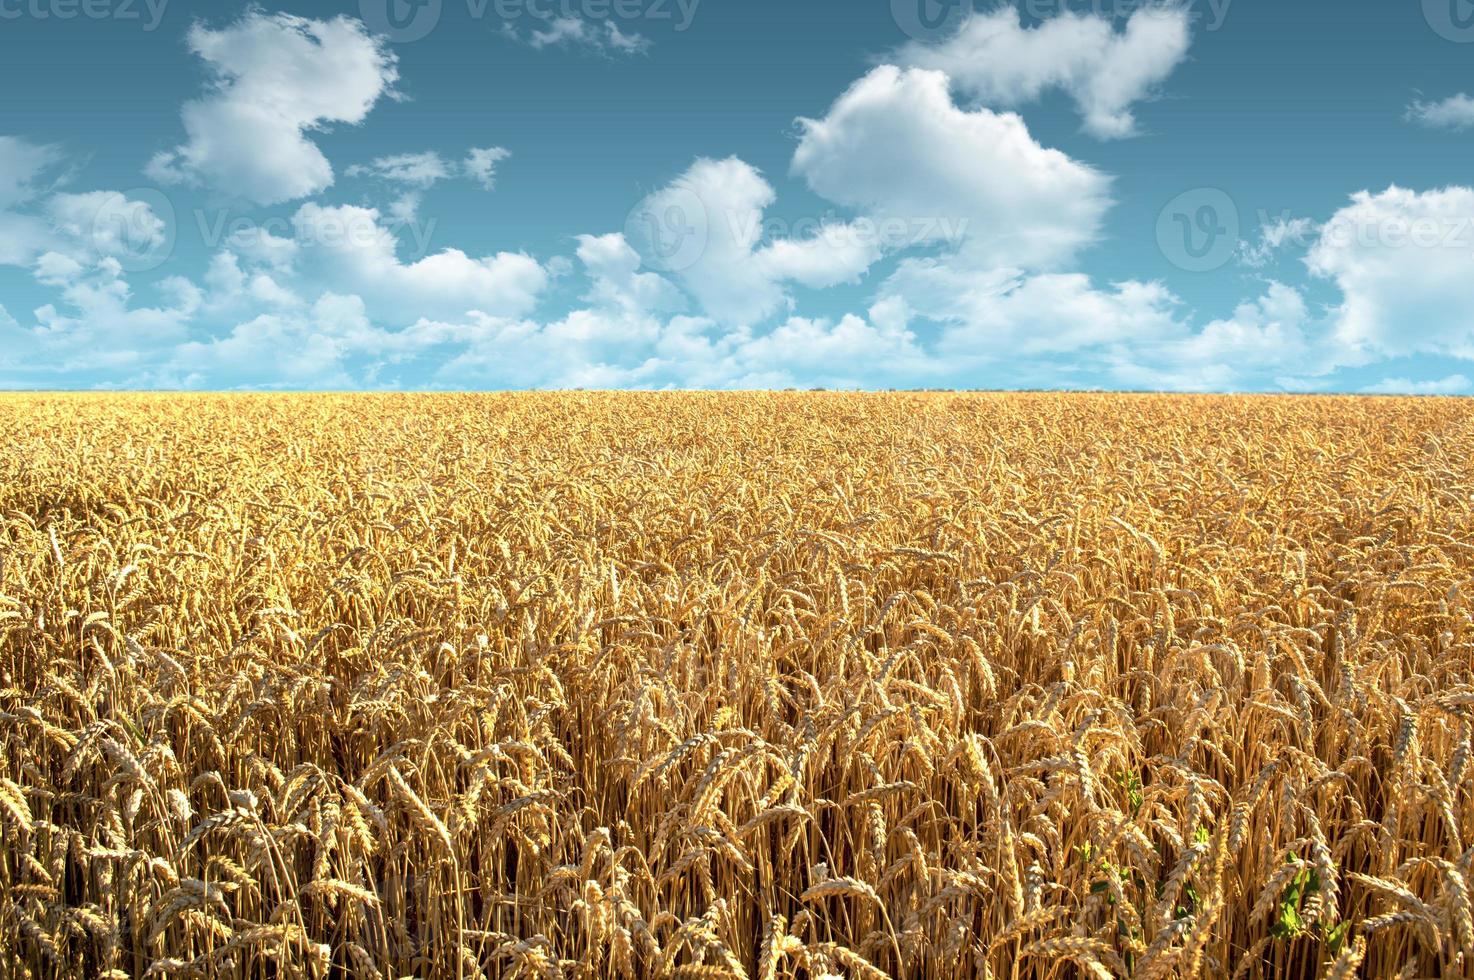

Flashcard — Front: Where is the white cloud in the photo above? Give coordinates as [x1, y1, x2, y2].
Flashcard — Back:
[227, 226, 299, 271]
[792, 66, 1110, 272]
[7, 237, 1339, 392]
[347, 146, 510, 193]
[722, 306, 934, 388]
[292, 203, 548, 322]
[165, 293, 378, 389]
[1407, 94, 1474, 132]
[147, 12, 398, 206]
[346, 152, 455, 222]
[1239, 215, 1318, 268]
[14, 24, 1471, 395]
[1307, 186, 1474, 359]
[34, 251, 85, 286]
[0, 213, 53, 267]
[894, 264, 1183, 360]
[428, 300, 935, 392]
[48, 191, 168, 260]
[387, 193, 423, 223]
[28, 258, 195, 365]
[464, 147, 511, 190]
[869, 260, 1318, 393]
[1186, 283, 1312, 366]
[0, 136, 67, 266]
[1363, 375, 1471, 395]
[576, 233, 684, 316]
[346, 151, 452, 187]
[507, 16, 649, 55]
[346, 146, 513, 219]
[200, 251, 303, 311]
[0, 136, 65, 210]
[895, 7, 1192, 139]
[755, 225, 884, 291]
[626, 157, 886, 323]
[1106, 282, 1314, 391]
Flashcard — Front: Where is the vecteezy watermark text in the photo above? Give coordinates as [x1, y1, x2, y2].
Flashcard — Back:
[194, 211, 435, 258]
[624, 188, 970, 274]
[891, 0, 1234, 43]
[90, 189, 440, 274]
[0, 0, 167, 29]
[361, 0, 699, 43]
[1157, 188, 1474, 273]
[1022, 0, 1233, 31]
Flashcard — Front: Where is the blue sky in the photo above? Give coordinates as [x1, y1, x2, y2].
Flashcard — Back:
[2, 0, 1474, 390]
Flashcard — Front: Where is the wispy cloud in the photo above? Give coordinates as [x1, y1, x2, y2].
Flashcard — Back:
[503, 16, 650, 56]
[1407, 93, 1474, 131]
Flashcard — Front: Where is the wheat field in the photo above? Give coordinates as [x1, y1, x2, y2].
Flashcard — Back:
[2, 392, 1473, 979]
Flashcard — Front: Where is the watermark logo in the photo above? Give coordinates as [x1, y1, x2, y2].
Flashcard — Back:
[891, 0, 971, 43]
[0, 0, 169, 30]
[1424, 0, 1474, 42]
[359, 0, 442, 43]
[1157, 188, 1239, 272]
[197, 210, 439, 262]
[91, 187, 176, 273]
[624, 187, 708, 273]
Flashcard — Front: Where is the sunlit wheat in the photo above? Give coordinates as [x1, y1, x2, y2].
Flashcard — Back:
[2, 391, 1472, 978]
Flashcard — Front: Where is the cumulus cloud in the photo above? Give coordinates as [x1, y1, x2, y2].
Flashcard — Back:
[48, 191, 169, 261]
[199, 251, 302, 312]
[576, 233, 684, 316]
[8, 236, 1335, 392]
[27, 258, 196, 370]
[895, 7, 1192, 139]
[34, 251, 85, 286]
[226, 226, 299, 271]
[721, 306, 934, 388]
[756, 224, 888, 291]
[428, 302, 935, 392]
[1407, 94, 1474, 132]
[164, 293, 379, 389]
[1106, 282, 1314, 391]
[878, 261, 1184, 363]
[13, 15, 1468, 396]
[147, 12, 398, 205]
[291, 203, 548, 322]
[625, 157, 885, 323]
[792, 66, 1110, 272]
[1307, 186, 1474, 359]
